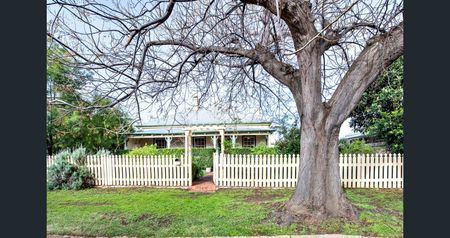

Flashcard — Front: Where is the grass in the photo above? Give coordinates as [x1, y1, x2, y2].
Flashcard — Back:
[47, 188, 403, 237]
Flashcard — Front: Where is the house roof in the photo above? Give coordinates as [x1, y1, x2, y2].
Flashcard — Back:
[138, 108, 270, 127]
[128, 108, 274, 136]
[128, 127, 275, 136]
[342, 132, 366, 140]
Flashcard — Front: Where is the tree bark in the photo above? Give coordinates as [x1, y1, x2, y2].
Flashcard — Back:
[280, 54, 358, 222]
[282, 106, 357, 222]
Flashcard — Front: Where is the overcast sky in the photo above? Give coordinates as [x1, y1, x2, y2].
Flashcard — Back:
[47, 1, 360, 140]
[339, 118, 355, 138]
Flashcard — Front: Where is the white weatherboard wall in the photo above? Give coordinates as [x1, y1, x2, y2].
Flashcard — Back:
[47, 155, 191, 187]
[213, 153, 403, 189]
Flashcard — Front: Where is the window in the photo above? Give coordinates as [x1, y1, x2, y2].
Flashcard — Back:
[193, 137, 206, 148]
[242, 136, 256, 148]
[154, 138, 166, 149]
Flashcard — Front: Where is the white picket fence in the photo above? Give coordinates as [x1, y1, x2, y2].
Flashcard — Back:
[47, 153, 403, 189]
[213, 153, 403, 189]
[47, 155, 192, 187]
[340, 153, 403, 188]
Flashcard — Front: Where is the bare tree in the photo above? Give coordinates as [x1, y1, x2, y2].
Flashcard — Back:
[47, 0, 403, 222]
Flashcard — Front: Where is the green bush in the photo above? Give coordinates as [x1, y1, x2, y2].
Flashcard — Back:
[68, 166, 94, 189]
[159, 148, 185, 157]
[224, 139, 278, 155]
[226, 147, 252, 154]
[223, 139, 248, 154]
[192, 157, 205, 180]
[126, 145, 185, 157]
[47, 147, 94, 190]
[71, 146, 87, 164]
[127, 145, 215, 168]
[276, 126, 301, 154]
[115, 149, 130, 155]
[127, 144, 159, 156]
[95, 148, 112, 156]
[55, 149, 71, 161]
[339, 139, 374, 154]
[250, 143, 279, 155]
[192, 148, 215, 168]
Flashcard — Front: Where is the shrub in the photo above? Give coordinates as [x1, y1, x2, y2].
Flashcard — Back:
[95, 148, 112, 156]
[115, 149, 130, 155]
[54, 149, 71, 161]
[159, 148, 184, 157]
[192, 148, 215, 168]
[47, 147, 95, 190]
[47, 159, 74, 190]
[340, 139, 374, 154]
[126, 146, 215, 168]
[276, 126, 301, 154]
[127, 144, 159, 156]
[250, 143, 279, 155]
[192, 157, 205, 180]
[68, 166, 95, 189]
[227, 147, 252, 154]
[224, 139, 278, 155]
[223, 139, 233, 152]
[223, 139, 248, 154]
[71, 146, 87, 165]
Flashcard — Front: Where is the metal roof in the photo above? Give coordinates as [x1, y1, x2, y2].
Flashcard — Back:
[128, 127, 275, 136]
[129, 128, 185, 135]
[139, 108, 271, 127]
[342, 132, 366, 140]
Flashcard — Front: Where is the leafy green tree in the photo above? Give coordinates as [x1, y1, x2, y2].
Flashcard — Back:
[47, 42, 132, 154]
[276, 124, 301, 155]
[49, 99, 132, 154]
[350, 57, 404, 153]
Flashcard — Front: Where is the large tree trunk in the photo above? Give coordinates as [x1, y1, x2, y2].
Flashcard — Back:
[282, 109, 357, 223]
[280, 69, 358, 222]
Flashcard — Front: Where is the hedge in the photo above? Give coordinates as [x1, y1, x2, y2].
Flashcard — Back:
[127, 145, 215, 168]
[127, 143, 279, 170]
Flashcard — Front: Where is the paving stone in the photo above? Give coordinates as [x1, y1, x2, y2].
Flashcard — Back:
[190, 172, 216, 192]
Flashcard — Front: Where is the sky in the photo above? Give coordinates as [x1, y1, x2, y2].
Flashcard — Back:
[134, 97, 355, 139]
[46, 0, 362, 140]
[339, 118, 355, 139]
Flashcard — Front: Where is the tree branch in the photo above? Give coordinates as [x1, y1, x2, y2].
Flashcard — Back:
[125, 0, 176, 48]
[326, 22, 403, 128]
[145, 40, 298, 87]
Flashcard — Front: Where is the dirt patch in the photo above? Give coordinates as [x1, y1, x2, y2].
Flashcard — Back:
[374, 206, 402, 217]
[98, 212, 173, 227]
[244, 190, 285, 204]
[259, 201, 285, 225]
[263, 203, 362, 230]
[98, 212, 129, 226]
[172, 192, 210, 199]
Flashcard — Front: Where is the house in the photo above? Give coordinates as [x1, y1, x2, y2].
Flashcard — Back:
[341, 132, 386, 149]
[125, 97, 276, 151]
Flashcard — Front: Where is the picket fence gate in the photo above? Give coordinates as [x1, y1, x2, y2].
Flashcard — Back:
[47, 155, 192, 187]
[213, 153, 403, 189]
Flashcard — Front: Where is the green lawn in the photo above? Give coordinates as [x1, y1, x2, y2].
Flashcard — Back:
[47, 188, 403, 237]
